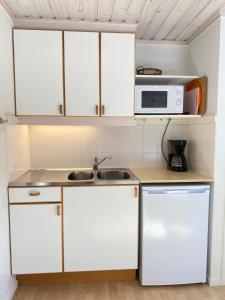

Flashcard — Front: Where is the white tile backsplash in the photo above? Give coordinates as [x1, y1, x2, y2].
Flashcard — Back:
[29, 125, 166, 169]
[29, 121, 215, 176]
[6, 125, 30, 179]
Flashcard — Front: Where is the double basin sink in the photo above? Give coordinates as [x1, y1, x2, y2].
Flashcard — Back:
[68, 169, 131, 182]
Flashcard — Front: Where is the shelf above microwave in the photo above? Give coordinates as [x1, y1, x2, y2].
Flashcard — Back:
[135, 75, 199, 85]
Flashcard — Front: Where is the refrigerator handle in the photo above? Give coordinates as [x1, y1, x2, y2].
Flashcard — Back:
[143, 189, 209, 195]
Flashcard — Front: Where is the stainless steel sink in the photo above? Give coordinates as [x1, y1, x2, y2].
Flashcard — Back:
[8, 168, 139, 187]
[97, 170, 131, 180]
[68, 171, 94, 181]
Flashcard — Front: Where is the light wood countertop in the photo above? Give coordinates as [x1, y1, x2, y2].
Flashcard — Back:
[131, 168, 213, 184]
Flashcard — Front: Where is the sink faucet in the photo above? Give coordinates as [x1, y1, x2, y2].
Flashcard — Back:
[93, 156, 112, 172]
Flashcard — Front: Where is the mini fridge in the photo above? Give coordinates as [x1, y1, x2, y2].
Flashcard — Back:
[140, 184, 210, 286]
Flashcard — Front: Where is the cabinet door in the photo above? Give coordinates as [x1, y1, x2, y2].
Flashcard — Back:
[63, 186, 138, 272]
[10, 204, 62, 274]
[101, 33, 135, 116]
[14, 30, 63, 116]
[64, 32, 100, 116]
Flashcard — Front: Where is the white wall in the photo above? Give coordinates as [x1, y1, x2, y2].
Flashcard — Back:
[136, 42, 190, 75]
[0, 7, 14, 118]
[189, 20, 221, 116]
[189, 18, 225, 286]
[218, 18, 225, 285]
[0, 5, 30, 300]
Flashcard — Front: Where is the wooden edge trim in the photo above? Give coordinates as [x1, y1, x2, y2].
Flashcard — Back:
[7, 189, 13, 275]
[61, 187, 64, 272]
[62, 31, 66, 116]
[9, 202, 62, 205]
[99, 32, 102, 117]
[8, 186, 63, 189]
[12, 28, 17, 116]
[16, 270, 137, 285]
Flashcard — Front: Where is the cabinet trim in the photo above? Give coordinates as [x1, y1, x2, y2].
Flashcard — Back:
[99, 32, 102, 117]
[9, 202, 62, 205]
[62, 31, 66, 116]
[8, 189, 13, 275]
[12, 29, 17, 116]
[61, 187, 64, 272]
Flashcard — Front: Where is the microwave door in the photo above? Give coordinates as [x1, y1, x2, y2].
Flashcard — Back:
[137, 90, 170, 114]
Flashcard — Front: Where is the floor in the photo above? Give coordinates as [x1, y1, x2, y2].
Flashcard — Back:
[13, 281, 225, 300]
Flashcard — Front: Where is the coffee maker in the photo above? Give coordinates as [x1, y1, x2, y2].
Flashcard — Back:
[167, 140, 187, 172]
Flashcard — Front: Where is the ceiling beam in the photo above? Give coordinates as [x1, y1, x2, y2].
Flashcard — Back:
[13, 17, 138, 32]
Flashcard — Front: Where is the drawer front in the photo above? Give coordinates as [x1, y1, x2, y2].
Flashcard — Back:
[9, 187, 61, 203]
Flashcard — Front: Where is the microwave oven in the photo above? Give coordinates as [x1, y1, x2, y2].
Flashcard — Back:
[135, 85, 184, 115]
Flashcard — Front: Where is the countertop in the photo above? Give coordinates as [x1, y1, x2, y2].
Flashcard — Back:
[131, 168, 213, 184]
[8, 168, 213, 187]
[8, 168, 139, 187]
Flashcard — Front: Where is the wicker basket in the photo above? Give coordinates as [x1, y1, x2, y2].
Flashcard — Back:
[136, 66, 162, 75]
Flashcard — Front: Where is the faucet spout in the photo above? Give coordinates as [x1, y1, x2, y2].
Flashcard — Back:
[93, 156, 112, 172]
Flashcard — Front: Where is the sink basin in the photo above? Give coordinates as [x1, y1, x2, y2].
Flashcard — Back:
[97, 170, 131, 180]
[68, 171, 94, 181]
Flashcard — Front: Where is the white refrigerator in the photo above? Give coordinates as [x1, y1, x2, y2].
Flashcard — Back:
[140, 184, 210, 286]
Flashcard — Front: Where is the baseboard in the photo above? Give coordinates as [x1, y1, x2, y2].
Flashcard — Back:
[8, 279, 17, 300]
[1, 278, 18, 300]
[16, 270, 137, 285]
[207, 274, 225, 286]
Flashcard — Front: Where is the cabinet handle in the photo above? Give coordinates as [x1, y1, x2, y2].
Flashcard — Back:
[101, 105, 105, 115]
[29, 191, 40, 197]
[56, 205, 61, 216]
[134, 187, 138, 198]
[59, 104, 64, 115]
[95, 105, 99, 115]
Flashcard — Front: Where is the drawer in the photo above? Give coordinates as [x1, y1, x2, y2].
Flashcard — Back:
[9, 187, 61, 203]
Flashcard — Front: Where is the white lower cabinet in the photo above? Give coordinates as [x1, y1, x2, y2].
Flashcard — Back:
[10, 204, 62, 274]
[63, 186, 138, 272]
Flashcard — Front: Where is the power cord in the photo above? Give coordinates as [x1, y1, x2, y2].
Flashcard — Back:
[161, 118, 171, 164]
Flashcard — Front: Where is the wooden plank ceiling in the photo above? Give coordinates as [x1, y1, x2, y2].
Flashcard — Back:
[1, 0, 225, 43]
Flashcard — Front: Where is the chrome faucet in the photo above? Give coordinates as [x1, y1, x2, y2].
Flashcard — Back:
[93, 156, 112, 172]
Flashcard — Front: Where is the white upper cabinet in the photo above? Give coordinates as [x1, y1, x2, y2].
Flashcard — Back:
[64, 31, 100, 116]
[13, 30, 135, 118]
[14, 30, 64, 116]
[101, 33, 135, 116]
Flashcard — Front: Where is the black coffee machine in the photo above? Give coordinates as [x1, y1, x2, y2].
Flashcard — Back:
[167, 140, 187, 172]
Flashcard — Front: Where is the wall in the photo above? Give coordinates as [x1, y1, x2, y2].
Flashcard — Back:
[189, 18, 224, 285]
[136, 42, 190, 75]
[217, 17, 225, 283]
[0, 126, 29, 300]
[28, 122, 212, 177]
[0, 7, 14, 118]
[184, 120, 215, 177]
[189, 20, 221, 116]
[0, 5, 30, 300]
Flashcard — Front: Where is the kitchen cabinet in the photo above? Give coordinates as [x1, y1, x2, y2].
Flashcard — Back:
[101, 33, 135, 116]
[63, 185, 138, 271]
[13, 29, 64, 116]
[9, 187, 62, 274]
[64, 31, 100, 116]
[13, 30, 135, 118]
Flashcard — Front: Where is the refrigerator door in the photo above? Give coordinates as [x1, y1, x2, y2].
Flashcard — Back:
[140, 185, 209, 286]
